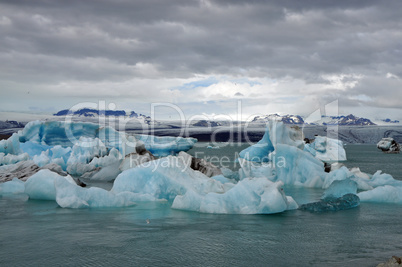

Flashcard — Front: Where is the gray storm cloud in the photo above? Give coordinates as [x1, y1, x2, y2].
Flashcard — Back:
[0, 0, 401, 118]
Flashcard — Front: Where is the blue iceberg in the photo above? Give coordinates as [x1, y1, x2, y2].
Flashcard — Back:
[299, 194, 360, 212]
[322, 179, 358, 200]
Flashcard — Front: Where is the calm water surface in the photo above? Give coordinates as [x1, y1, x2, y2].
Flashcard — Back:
[1, 144, 401, 266]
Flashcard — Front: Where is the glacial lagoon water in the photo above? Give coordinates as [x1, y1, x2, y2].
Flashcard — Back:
[1, 144, 401, 266]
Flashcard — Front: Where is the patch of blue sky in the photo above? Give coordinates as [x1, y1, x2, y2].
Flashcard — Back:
[178, 77, 219, 90]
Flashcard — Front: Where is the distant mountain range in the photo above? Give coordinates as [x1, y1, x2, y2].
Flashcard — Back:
[192, 120, 222, 127]
[53, 108, 151, 120]
[252, 114, 304, 125]
[252, 114, 377, 126]
[382, 118, 400, 124]
[0, 120, 26, 129]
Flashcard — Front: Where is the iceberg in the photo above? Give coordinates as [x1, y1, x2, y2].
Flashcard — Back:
[134, 134, 197, 157]
[18, 120, 99, 147]
[270, 144, 326, 187]
[24, 169, 76, 201]
[238, 121, 303, 162]
[20, 141, 52, 158]
[55, 177, 151, 208]
[0, 133, 21, 155]
[172, 179, 298, 214]
[0, 178, 25, 195]
[299, 194, 360, 212]
[13, 120, 196, 159]
[112, 156, 225, 201]
[377, 137, 400, 153]
[358, 185, 402, 204]
[0, 153, 29, 166]
[304, 136, 347, 162]
[237, 121, 326, 187]
[322, 179, 358, 200]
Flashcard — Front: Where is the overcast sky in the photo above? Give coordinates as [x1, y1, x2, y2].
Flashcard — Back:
[0, 0, 401, 121]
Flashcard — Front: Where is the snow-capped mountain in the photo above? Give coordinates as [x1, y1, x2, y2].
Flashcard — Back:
[0, 120, 25, 129]
[192, 120, 222, 127]
[53, 108, 151, 120]
[251, 114, 304, 124]
[313, 114, 376, 126]
[251, 113, 376, 126]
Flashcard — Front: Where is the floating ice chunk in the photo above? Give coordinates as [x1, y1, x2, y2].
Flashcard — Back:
[50, 145, 71, 164]
[323, 166, 373, 191]
[299, 194, 360, 212]
[368, 171, 401, 187]
[89, 147, 121, 168]
[55, 177, 152, 208]
[97, 127, 139, 156]
[238, 159, 275, 180]
[172, 179, 298, 214]
[238, 121, 303, 162]
[0, 152, 29, 166]
[0, 178, 25, 195]
[89, 162, 121, 181]
[33, 150, 51, 167]
[304, 136, 346, 162]
[268, 121, 304, 149]
[18, 120, 99, 146]
[67, 137, 107, 165]
[322, 166, 351, 189]
[0, 133, 21, 155]
[322, 179, 357, 200]
[23, 144, 71, 170]
[112, 156, 225, 201]
[349, 167, 370, 180]
[135, 134, 197, 157]
[69, 163, 98, 177]
[24, 169, 76, 201]
[377, 137, 400, 153]
[66, 137, 107, 176]
[20, 141, 52, 158]
[80, 148, 123, 181]
[238, 131, 273, 162]
[358, 185, 402, 204]
[270, 144, 326, 187]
